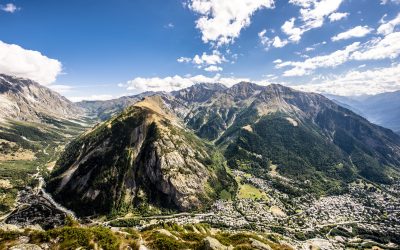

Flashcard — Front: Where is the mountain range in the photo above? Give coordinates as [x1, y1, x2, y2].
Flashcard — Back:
[326, 91, 400, 135]
[1, 74, 400, 249]
[47, 80, 400, 216]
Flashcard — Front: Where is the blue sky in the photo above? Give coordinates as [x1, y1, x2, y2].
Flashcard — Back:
[0, 0, 400, 101]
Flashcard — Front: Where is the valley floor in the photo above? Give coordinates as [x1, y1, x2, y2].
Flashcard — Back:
[1, 167, 399, 249]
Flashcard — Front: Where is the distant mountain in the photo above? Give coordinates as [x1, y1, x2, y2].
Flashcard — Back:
[0, 74, 87, 159]
[77, 92, 159, 121]
[48, 82, 400, 216]
[171, 82, 227, 103]
[0, 74, 83, 122]
[326, 91, 400, 134]
[78, 83, 228, 121]
[0, 75, 89, 217]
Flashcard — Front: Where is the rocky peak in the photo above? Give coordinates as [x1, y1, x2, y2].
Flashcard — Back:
[225, 82, 265, 99]
[47, 95, 235, 216]
[0, 74, 83, 122]
[172, 83, 227, 103]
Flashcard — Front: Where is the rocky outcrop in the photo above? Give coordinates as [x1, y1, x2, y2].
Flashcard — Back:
[250, 238, 272, 250]
[200, 237, 233, 250]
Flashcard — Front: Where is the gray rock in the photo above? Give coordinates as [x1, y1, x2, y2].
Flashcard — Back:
[201, 236, 233, 250]
[9, 244, 42, 250]
[250, 238, 272, 250]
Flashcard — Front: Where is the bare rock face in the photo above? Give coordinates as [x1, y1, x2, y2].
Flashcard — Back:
[0, 74, 83, 122]
[46, 96, 234, 216]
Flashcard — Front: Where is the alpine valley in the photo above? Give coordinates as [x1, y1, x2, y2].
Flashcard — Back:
[1, 75, 400, 250]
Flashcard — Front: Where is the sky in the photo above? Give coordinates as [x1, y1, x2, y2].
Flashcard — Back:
[0, 0, 400, 101]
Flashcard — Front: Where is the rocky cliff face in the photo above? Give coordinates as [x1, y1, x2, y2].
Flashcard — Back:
[0, 74, 83, 122]
[47, 96, 235, 216]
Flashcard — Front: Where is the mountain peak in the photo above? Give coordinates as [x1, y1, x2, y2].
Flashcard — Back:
[226, 82, 265, 99]
[172, 82, 226, 103]
[0, 74, 83, 122]
[47, 93, 234, 216]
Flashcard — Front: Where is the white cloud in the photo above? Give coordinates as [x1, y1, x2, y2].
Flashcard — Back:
[381, 0, 400, 4]
[187, 0, 275, 46]
[288, 0, 315, 8]
[177, 50, 227, 72]
[351, 32, 400, 60]
[164, 23, 175, 29]
[292, 64, 400, 96]
[281, 18, 303, 42]
[273, 59, 283, 64]
[1, 3, 19, 13]
[276, 42, 360, 76]
[328, 12, 349, 22]
[193, 50, 226, 65]
[272, 36, 289, 48]
[0, 40, 62, 85]
[68, 95, 114, 103]
[278, 31, 400, 77]
[178, 51, 226, 65]
[331, 26, 373, 41]
[258, 29, 288, 49]
[283, 0, 344, 42]
[177, 57, 191, 63]
[204, 65, 223, 72]
[377, 13, 400, 35]
[124, 74, 251, 93]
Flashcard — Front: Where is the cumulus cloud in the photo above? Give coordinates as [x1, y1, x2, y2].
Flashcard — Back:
[351, 32, 400, 60]
[192, 50, 226, 65]
[283, 0, 344, 42]
[258, 29, 288, 49]
[281, 18, 303, 42]
[0, 41, 62, 85]
[1, 3, 19, 13]
[377, 13, 400, 35]
[292, 64, 400, 96]
[204, 65, 223, 72]
[177, 50, 227, 72]
[328, 12, 349, 22]
[187, 0, 275, 46]
[276, 42, 360, 76]
[331, 26, 373, 41]
[123, 74, 251, 93]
